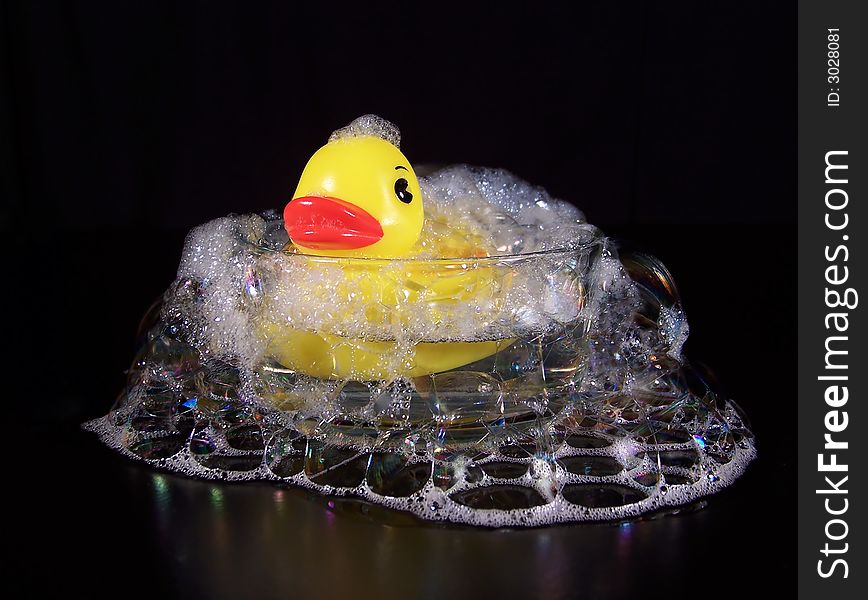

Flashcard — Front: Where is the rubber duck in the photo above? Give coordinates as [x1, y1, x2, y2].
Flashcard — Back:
[263, 119, 515, 380]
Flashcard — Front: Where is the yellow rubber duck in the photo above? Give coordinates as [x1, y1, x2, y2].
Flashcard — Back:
[263, 119, 514, 380]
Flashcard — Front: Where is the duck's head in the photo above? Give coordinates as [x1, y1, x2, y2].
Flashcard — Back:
[284, 127, 424, 258]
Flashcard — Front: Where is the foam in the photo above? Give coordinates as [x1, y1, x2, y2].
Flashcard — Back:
[84, 409, 756, 527]
[329, 114, 401, 148]
[87, 221, 756, 527]
[161, 172, 600, 357]
[417, 165, 592, 257]
[84, 117, 755, 527]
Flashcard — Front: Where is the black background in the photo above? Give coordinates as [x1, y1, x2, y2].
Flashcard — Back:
[4, 2, 795, 599]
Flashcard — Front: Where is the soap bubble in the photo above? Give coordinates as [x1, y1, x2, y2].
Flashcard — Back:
[328, 114, 401, 147]
[417, 165, 593, 257]
[85, 119, 755, 527]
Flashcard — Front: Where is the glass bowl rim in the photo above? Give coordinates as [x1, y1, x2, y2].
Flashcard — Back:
[253, 222, 603, 265]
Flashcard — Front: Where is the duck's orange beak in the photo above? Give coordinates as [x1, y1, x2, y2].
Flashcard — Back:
[283, 196, 384, 250]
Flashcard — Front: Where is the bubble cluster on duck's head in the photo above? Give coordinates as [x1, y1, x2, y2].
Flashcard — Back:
[328, 114, 402, 147]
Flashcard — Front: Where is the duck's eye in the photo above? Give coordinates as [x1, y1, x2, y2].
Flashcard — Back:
[394, 178, 413, 204]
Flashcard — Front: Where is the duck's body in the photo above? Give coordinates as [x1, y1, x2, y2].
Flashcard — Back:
[265, 328, 508, 380]
[265, 117, 513, 379]
[258, 253, 516, 379]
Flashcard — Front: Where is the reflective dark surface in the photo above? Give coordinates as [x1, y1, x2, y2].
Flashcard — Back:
[12, 225, 795, 599]
[23, 423, 783, 599]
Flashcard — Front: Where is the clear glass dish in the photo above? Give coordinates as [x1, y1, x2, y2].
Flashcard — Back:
[85, 214, 755, 526]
